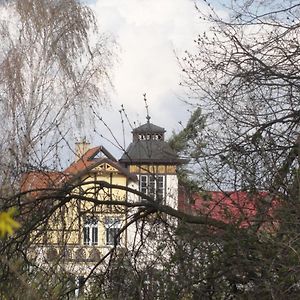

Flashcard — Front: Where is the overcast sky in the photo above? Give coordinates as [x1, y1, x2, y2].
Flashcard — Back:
[87, 0, 206, 156]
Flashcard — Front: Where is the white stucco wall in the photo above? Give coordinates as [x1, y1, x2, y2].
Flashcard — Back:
[165, 174, 178, 210]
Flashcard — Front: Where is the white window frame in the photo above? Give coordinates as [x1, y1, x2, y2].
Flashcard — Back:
[83, 216, 98, 246]
[139, 174, 165, 201]
[105, 217, 121, 246]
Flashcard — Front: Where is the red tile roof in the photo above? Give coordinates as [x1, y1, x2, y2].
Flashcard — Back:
[21, 146, 137, 195]
[179, 187, 278, 228]
[20, 171, 68, 196]
[64, 146, 137, 181]
[64, 146, 102, 174]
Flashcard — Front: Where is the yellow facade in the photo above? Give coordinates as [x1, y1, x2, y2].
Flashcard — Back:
[28, 149, 135, 264]
[129, 164, 176, 174]
[26, 132, 180, 267]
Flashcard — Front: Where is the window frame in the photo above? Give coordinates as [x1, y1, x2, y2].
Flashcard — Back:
[139, 174, 165, 201]
[83, 216, 98, 246]
[105, 217, 121, 246]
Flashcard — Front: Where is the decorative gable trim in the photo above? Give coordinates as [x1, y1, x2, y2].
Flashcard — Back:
[94, 163, 119, 173]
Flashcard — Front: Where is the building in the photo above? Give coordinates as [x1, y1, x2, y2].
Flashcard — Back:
[21, 120, 183, 278]
[120, 121, 183, 210]
[19, 118, 282, 299]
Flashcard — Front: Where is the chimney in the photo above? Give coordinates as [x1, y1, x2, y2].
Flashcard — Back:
[75, 138, 90, 160]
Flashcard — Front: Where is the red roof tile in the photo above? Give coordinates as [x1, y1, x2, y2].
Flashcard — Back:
[64, 146, 102, 175]
[21, 145, 137, 195]
[179, 187, 278, 228]
[20, 171, 68, 196]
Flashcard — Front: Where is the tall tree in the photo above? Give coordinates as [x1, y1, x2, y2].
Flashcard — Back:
[0, 0, 113, 186]
[181, 0, 300, 193]
[168, 107, 206, 191]
[5, 1, 300, 298]
[176, 0, 300, 298]
[0, 2, 114, 296]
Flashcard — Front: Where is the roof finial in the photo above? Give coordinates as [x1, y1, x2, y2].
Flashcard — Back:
[143, 93, 151, 123]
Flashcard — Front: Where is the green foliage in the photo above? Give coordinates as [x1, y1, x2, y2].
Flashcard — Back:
[169, 107, 206, 192]
[169, 107, 205, 156]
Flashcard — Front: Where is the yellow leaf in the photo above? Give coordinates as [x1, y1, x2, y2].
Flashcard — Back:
[0, 207, 21, 238]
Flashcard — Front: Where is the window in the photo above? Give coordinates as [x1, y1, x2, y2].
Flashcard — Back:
[74, 276, 85, 298]
[138, 133, 163, 141]
[105, 217, 121, 246]
[139, 175, 165, 201]
[83, 216, 98, 246]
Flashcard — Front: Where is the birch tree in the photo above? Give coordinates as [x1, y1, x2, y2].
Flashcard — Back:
[0, 0, 113, 187]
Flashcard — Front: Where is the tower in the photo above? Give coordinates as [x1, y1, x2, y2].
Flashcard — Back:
[119, 120, 183, 209]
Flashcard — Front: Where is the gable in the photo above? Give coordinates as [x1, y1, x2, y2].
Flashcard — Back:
[65, 146, 137, 182]
[93, 162, 119, 173]
[88, 146, 117, 162]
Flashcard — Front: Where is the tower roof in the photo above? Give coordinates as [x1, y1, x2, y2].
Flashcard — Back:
[132, 122, 165, 134]
[120, 121, 184, 165]
[120, 140, 182, 164]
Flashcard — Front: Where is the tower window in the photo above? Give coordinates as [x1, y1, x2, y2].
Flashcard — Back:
[83, 216, 98, 246]
[139, 175, 165, 201]
[137, 133, 164, 141]
[153, 134, 163, 140]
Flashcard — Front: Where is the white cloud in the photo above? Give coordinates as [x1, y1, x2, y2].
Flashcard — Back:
[90, 0, 208, 155]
